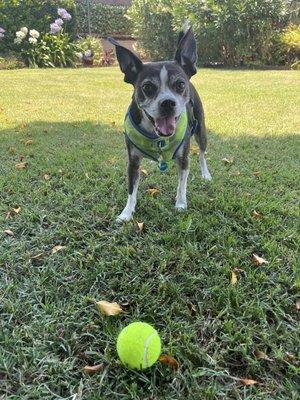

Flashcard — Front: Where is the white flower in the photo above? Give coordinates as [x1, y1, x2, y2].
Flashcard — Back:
[0, 32, 4, 39]
[29, 29, 39, 39]
[63, 12, 72, 21]
[0, 27, 5, 33]
[84, 49, 92, 57]
[29, 37, 37, 44]
[16, 31, 26, 40]
[50, 23, 61, 34]
[57, 8, 67, 17]
[14, 37, 22, 44]
[20, 27, 28, 35]
[55, 18, 64, 27]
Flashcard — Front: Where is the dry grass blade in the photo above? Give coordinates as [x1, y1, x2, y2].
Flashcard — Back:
[4, 229, 14, 236]
[252, 210, 262, 219]
[51, 245, 65, 254]
[254, 349, 272, 361]
[240, 378, 258, 385]
[83, 364, 104, 375]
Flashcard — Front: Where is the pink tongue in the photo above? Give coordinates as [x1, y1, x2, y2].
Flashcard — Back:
[155, 116, 176, 136]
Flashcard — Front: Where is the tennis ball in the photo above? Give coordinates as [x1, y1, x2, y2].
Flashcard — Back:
[117, 322, 161, 370]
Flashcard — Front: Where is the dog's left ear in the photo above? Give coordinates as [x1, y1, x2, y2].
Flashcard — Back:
[174, 28, 197, 78]
[108, 37, 143, 85]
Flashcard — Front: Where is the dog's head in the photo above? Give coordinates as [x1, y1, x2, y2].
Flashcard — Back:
[109, 28, 197, 137]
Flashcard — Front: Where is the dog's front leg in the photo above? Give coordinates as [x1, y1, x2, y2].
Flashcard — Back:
[117, 146, 142, 222]
[175, 156, 190, 210]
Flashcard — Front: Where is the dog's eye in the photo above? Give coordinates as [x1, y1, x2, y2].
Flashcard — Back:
[176, 80, 185, 92]
[142, 82, 156, 96]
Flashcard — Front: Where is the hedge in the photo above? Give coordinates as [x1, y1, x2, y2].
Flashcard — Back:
[0, 0, 77, 54]
[76, 2, 132, 36]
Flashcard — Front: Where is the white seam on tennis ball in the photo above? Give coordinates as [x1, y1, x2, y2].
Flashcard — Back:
[143, 332, 157, 368]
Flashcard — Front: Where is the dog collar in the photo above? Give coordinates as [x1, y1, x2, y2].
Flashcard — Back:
[124, 108, 189, 170]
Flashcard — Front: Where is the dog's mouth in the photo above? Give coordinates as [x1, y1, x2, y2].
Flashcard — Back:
[145, 112, 179, 137]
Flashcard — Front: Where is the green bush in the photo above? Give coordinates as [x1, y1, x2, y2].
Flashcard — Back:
[76, 36, 103, 65]
[14, 30, 79, 68]
[279, 24, 300, 67]
[76, 2, 132, 36]
[128, 0, 289, 66]
[0, 0, 76, 54]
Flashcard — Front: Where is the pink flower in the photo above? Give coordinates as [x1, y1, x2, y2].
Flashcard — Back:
[50, 23, 61, 34]
[57, 8, 71, 21]
[55, 18, 64, 26]
[0, 27, 5, 33]
[0, 33, 4, 39]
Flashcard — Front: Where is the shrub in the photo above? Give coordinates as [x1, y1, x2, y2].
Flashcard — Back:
[0, 0, 76, 54]
[14, 28, 79, 68]
[128, 0, 289, 66]
[279, 24, 300, 68]
[76, 36, 103, 65]
[76, 2, 132, 36]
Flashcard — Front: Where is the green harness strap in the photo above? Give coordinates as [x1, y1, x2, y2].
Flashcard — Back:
[124, 110, 188, 165]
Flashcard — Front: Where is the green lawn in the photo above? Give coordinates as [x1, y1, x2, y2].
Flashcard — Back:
[0, 67, 299, 399]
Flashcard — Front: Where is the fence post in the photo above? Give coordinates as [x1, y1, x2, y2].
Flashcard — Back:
[86, 0, 91, 35]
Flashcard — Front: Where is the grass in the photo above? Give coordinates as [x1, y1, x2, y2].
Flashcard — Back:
[0, 67, 299, 399]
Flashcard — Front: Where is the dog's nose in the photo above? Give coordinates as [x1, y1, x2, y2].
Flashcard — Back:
[160, 99, 176, 113]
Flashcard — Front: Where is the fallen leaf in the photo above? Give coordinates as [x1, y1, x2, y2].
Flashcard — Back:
[254, 349, 272, 361]
[58, 169, 64, 175]
[108, 157, 117, 165]
[252, 253, 269, 266]
[44, 174, 51, 181]
[240, 378, 258, 386]
[96, 300, 123, 316]
[25, 139, 33, 146]
[190, 145, 199, 155]
[296, 300, 300, 311]
[136, 221, 144, 232]
[252, 210, 262, 220]
[4, 229, 14, 236]
[146, 188, 160, 196]
[233, 268, 245, 274]
[222, 157, 234, 165]
[140, 168, 148, 176]
[285, 352, 296, 362]
[187, 302, 197, 316]
[253, 171, 261, 177]
[231, 271, 238, 285]
[51, 245, 65, 254]
[85, 172, 90, 179]
[31, 253, 44, 260]
[15, 162, 28, 169]
[83, 364, 104, 375]
[13, 207, 21, 214]
[158, 355, 179, 370]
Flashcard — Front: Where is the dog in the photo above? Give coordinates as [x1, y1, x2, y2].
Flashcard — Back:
[109, 27, 211, 222]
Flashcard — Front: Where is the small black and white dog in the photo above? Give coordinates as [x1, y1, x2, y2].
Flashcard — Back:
[109, 27, 211, 222]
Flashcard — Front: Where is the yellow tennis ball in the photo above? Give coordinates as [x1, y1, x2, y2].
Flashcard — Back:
[117, 322, 161, 370]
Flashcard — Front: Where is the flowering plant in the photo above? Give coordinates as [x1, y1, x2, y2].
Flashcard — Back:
[0, 27, 5, 39]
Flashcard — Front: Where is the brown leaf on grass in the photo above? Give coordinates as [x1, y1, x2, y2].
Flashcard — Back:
[51, 245, 65, 254]
[13, 207, 21, 214]
[146, 188, 160, 196]
[252, 254, 269, 266]
[96, 301, 123, 316]
[233, 268, 245, 274]
[254, 349, 272, 361]
[285, 352, 296, 362]
[31, 253, 44, 261]
[158, 355, 179, 371]
[240, 378, 258, 386]
[25, 139, 33, 146]
[140, 168, 148, 176]
[83, 364, 104, 375]
[4, 229, 14, 236]
[252, 210, 262, 220]
[187, 302, 197, 316]
[44, 174, 51, 181]
[136, 221, 144, 232]
[231, 271, 238, 285]
[15, 162, 28, 169]
[58, 169, 64, 175]
[190, 145, 199, 155]
[296, 299, 300, 311]
[253, 171, 261, 177]
[222, 157, 234, 165]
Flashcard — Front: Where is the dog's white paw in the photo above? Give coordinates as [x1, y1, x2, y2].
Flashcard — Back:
[175, 201, 187, 211]
[201, 170, 212, 181]
[116, 212, 133, 223]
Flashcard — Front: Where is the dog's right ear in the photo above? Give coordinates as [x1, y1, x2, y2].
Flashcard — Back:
[108, 37, 143, 85]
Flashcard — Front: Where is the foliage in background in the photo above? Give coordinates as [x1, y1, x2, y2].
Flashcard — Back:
[76, 1, 132, 36]
[279, 24, 300, 68]
[128, 0, 293, 66]
[0, 0, 76, 54]
[76, 36, 103, 65]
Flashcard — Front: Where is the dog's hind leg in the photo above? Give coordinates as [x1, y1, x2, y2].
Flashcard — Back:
[117, 144, 142, 222]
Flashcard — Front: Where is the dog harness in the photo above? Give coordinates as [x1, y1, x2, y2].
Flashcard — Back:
[124, 108, 192, 172]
